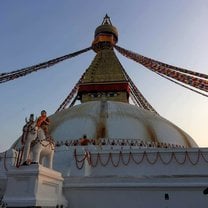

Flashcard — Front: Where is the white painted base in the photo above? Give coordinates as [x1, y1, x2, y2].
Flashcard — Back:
[3, 164, 67, 207]
[64, 176, 208, 208]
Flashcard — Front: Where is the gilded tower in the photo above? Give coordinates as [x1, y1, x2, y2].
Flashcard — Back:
[78, 15, 130, 103]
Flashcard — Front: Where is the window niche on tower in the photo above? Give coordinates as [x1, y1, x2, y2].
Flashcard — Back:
[164, 193, 169, 200]
[203, 187, 208, 195]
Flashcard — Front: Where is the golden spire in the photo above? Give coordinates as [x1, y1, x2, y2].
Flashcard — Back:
[78, 16, 129, 103]
[92, 15, 118, 52]
[102, 14, 112, 25]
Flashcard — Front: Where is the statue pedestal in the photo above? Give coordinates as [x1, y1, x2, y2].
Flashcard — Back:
[3, 164, 67, 207]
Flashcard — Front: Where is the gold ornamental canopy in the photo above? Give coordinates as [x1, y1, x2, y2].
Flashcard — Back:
[92, 14, 118, 52]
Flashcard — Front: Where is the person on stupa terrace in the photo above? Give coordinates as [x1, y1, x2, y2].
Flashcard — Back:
[79, 134, 90, 146]
[36, 110, 50, 138]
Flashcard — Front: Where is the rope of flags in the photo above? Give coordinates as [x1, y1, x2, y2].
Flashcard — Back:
[155, 71, 208, 97]
[0, 47, 92, 84]
[56, 71, 87, 112]
[114, 45, 208, 96]
[121, 67, 158, 114]
[1, 43, 207, 113]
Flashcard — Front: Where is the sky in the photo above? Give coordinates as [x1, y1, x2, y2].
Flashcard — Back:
[0, 0, 208, 152]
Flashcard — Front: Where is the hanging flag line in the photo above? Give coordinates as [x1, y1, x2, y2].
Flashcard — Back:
[114, 45, 208, 96]
[121, 67, 158, 114]
[115, 45, 208, 79]
[0, 47, 92, 84]
[156, 72, 208, 97]
[153, 59, 208, 79]
[55, 71, 87, 112]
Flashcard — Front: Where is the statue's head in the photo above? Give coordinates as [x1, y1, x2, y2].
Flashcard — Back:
[23, 121, 37, 135]
[25, 113, 34, 124]
[23, 114, 38, 136]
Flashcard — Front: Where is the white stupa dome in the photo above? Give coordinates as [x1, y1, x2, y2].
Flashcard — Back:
[49, 100, 198, 148]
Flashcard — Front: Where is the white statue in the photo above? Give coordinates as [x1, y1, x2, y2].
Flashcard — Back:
[21, 114, 55, 168]
[21, 114, 37, 164]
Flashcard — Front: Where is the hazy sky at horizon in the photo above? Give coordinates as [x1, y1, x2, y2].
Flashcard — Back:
[0, 0, 208, 152]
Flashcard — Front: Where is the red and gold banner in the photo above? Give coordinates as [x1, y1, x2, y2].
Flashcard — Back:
[115, 45, 208, 95]
[0, 47, 92, 84]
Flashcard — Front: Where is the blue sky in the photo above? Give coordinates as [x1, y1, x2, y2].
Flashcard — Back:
[0, 0, 208, 152]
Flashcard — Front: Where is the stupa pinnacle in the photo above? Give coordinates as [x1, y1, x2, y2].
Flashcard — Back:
[92, 14, 118, 52]
[78, 15, 129, 103]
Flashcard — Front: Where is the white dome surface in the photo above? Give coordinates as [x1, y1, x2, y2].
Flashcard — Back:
[49, 101, 198, 148]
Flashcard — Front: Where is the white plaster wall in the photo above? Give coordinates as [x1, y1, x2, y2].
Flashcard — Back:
[64, 186, 208, 208]
[63, 148, 208, 208]
[70, 148, 208, 177]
